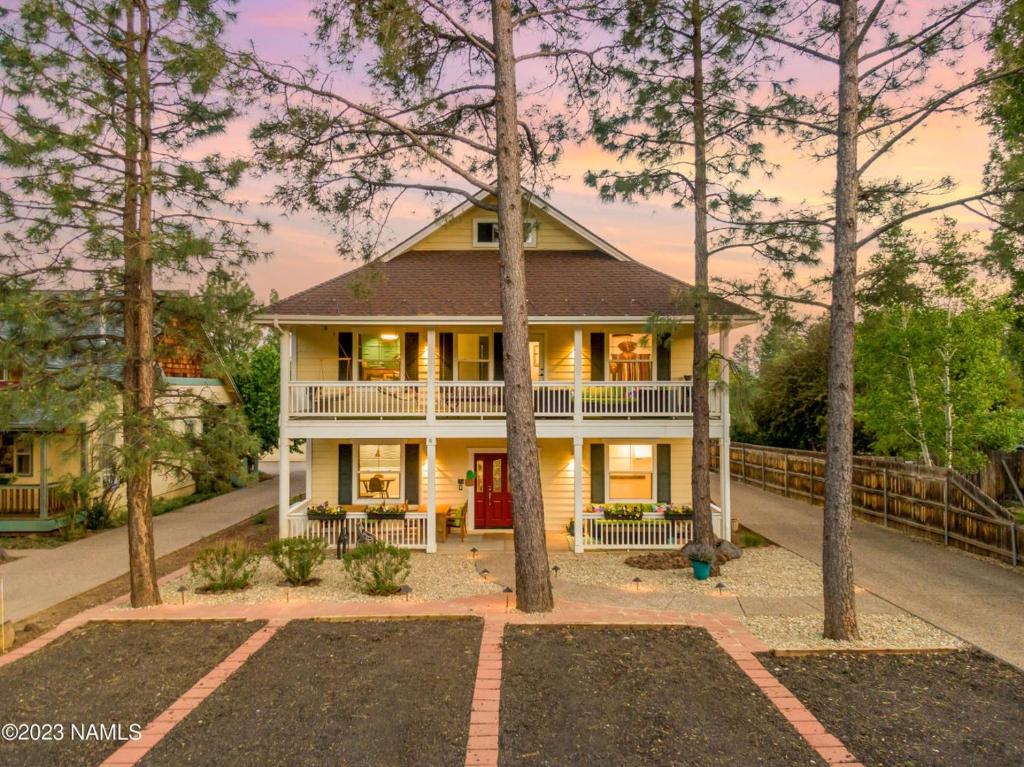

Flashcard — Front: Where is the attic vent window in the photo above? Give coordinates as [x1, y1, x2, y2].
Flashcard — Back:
[473, 218, 537, 247]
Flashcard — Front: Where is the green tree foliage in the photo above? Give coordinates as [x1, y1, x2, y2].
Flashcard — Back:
[856, 225, 1024, 472]
[234, 340, 281, 456]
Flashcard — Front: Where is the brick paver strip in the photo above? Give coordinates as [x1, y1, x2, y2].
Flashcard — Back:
[465, 615, 506, 767]
[97, 619, 288, 767]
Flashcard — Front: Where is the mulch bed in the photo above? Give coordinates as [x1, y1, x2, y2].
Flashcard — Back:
[499, 625, 825, 766]
[0, 620, 262, 767]
[141, 618, 483, 767]
[624, 551, 689, 570]
[764, 650, 1024, 767]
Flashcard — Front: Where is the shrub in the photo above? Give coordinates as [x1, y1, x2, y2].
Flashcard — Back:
[190, 541, 260, 592]
[84, 501, 112, 531]
[343, 541, 411, 596]
[252, 510, 268, 525]
[267, 537, 326, 586]
[687, 543, 716, 564]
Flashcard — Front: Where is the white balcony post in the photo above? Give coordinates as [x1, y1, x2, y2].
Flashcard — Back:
[718, 323, 732, 541]
[426, 329, 436, 423]
[278, 327, 292, 538]
[573, 327, 583, 423]
[573, 436, 584, 553]
[426, 436, 437, 553]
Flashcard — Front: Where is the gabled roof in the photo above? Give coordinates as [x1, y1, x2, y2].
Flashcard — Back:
[379, 189, 632, 262]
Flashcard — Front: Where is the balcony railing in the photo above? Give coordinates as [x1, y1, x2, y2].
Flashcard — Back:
[287, 380, 720, 420]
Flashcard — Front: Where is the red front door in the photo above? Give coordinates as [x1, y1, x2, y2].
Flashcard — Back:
[474, 453, 512, 528]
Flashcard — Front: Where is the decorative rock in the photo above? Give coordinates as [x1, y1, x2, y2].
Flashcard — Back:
[716, 540, 743, 562]
[0, 546, 9, 563]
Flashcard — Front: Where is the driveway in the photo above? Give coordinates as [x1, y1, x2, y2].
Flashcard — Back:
[718, 474, 1024, 669]
[0, 469, 303, 624]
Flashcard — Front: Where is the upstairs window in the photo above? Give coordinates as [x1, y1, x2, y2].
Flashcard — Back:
[609, 333, 653, 381]
[457, 333, 491, 381]
[358, 333, 401, 381]
[473, 219, 537, 247]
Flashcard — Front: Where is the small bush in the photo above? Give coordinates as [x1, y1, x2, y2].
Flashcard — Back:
[190, 541, 260, 592]
[267, 537, 326, 586]
[84, 501, 112, 530]
[252, 510, 268, 525]
[687, 543, 716, 564]
[343, 541, 411, 596]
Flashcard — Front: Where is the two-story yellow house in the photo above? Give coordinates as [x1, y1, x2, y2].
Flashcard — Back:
[260, 192, 755, 552]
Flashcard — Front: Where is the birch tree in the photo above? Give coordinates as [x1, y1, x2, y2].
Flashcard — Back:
[245, 0, 606, 612]
[0, 0, 262, 605]
[583, 0, 820, 549]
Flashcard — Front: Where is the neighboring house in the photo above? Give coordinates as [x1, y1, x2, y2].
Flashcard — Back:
[259, 192, 756, 552]
[0, 317, 241, 533]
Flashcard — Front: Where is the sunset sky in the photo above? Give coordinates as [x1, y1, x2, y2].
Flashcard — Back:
[227, 2, 996, 330]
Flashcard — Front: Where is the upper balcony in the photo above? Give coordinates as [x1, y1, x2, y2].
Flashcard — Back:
[286, 379, 720, 420]
[280, 323, 724, 424]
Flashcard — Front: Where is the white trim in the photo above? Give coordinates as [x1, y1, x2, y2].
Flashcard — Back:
[287, 420, 724, 441]
[377, 189, 632, 262]
[465, 446, 509, 532]
[530, 330, 547, 381]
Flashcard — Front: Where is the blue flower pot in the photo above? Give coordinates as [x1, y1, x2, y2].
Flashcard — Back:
[692, 560, 711, 580]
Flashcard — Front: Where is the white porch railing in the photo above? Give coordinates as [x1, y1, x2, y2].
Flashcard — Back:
[577, 503, 723, 550]
[579, 514, 693, 549]
[288, 380, 711, 419]
[289, 510, 429, 550]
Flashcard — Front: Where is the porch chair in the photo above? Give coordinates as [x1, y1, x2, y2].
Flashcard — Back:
[446, 501, 468, 542]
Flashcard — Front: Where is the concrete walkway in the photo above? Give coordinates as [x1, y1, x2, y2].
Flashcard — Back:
[718, 474, 1024, 669]
[0, 469, 303, 624]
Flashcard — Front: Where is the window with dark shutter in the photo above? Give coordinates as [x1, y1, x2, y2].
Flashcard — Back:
[590, 443, 605, 503]
[338, 443, 353, 504]
[657, 444, 671, 503]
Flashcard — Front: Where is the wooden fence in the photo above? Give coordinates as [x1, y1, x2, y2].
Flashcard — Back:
[711, 443, 1022, 566]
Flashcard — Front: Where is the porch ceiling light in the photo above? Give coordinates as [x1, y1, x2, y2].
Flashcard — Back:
[380, 333, 399, 341]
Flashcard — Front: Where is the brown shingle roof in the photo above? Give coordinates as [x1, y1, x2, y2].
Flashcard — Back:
[263, 250, 755, 319]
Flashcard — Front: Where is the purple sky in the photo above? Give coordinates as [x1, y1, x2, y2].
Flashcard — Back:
[228, 2, 995, 324]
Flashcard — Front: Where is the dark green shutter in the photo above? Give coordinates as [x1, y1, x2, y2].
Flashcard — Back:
[656, 333, 672, 381]
[338, 443, 353, 504]
[404, 332, 419, 380]
[493, 332, 504, 380]
[657, 444, 671, 503]
[439, 332, 454, 380]
[590, 333, 605, 381]
[338, 332, 353, 380]
[590, 443, 605, 503]
[404, 443, 420, 504]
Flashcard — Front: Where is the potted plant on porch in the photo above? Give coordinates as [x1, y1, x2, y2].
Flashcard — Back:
[687, 543, 715, 581]
[308, 501, 347, 522]
[366, 503, 406, 520]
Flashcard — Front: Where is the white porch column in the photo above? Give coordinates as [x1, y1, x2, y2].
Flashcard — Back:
[718, 323, 732, 541]
[573, 436, 584, 553]
[426, 329, 436, 423]
[573, 327, 583, 423]
[278, 327, 292, 538]
[426, 436, 437, 553]
[304, 439, 313, 501]
[39, 434, 48, 519]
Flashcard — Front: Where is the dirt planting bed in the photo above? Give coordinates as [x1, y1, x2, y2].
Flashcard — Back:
[499, 624, 825, 767]
[141, 618, 482, 767]
[763, 650, 1024, 767]
[0, 620, 261, 767]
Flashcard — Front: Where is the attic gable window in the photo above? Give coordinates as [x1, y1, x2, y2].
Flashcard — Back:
[473, 218, 537, 248]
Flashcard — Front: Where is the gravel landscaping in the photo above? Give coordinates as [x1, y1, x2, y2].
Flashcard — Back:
[157, 552, 502, 605]
[500, 624, 825, 767]
[0, 620, 261, 767]
[141, 618, 482, 767]
[744, 615, 964, 652]
[550, 546, 823, 598]
[763, 650, 1024, 766]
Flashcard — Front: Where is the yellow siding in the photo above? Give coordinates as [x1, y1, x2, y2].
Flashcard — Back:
[415, 199, 593, 251]
[670, 327, 694, 378]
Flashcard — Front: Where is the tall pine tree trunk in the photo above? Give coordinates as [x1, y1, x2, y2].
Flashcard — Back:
[490, 0, 553, 612]
[822, 0, 860, 640]
[689, 0, 714, 548]
[123, 0, 161, 607]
